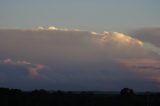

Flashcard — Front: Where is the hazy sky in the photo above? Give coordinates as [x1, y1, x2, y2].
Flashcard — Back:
[0, 0, 160, 32]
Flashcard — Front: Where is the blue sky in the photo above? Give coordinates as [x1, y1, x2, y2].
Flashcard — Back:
[0, 0, 160, 32]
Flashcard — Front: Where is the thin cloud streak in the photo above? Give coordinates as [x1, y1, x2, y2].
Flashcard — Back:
[118, 58, 160, 83]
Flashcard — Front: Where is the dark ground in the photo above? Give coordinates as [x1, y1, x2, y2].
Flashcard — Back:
[0, 87, 160, 106]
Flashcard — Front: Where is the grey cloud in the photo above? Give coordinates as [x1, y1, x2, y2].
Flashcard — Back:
[0, 29, 159, 91]
[129, 28, 160, 56]
[143, 42, 160, 55]
[130, 28, 160, 47]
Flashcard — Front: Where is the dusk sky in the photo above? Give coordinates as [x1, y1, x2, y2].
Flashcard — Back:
[0, 0, 160, 91]
[0, 0, 160, 32]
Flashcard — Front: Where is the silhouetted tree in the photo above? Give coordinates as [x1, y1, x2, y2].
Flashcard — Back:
[0, 88, 10, 95]
[120, 88, 134, 96]
[0, 87, 159, 106]
[10, 89, 22, 95]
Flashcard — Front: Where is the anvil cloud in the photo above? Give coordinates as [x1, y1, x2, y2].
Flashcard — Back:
[0, 27, 160, 91]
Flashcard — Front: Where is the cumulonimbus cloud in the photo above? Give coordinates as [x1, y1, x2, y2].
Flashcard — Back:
[0, 27, 160, 90]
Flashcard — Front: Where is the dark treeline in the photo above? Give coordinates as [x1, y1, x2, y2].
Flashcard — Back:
[0, 87, 160, 106]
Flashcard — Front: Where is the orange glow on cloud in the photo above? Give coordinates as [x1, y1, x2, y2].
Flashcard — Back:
[0, 58, 46, 77]
[90, 31, 143, 47]
[118, 58, 160, 82]
[3, 58, 13, 64]
[28, 64, 45, 76]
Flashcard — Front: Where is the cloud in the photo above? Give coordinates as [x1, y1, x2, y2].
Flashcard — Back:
[118, 58, 160, 83]
[0, 58, 46, 76]
[0, 58, 31, 65]
[118, 58, 160, 71]
[2, 58, 13, 64]
[37, 26, 45, 30]
[91, 31, 143, 47]
[16, 60, 31, 65]
[28, 64, 45, 76]
[130, 28, 160, 47]
[36, 26, 80, 32]
[129, 28, 160, 55]
[143, 42, 160, 55]
[0, 28, 160, 91]
[48, 26, 58, 30]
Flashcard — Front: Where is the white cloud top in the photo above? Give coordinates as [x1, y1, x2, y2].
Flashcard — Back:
[48, 26, 58, 30]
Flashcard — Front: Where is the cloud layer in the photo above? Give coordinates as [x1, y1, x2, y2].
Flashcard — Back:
[0, 27, 160, 91]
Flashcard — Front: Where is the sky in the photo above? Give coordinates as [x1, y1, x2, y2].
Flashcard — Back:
[0, 0, 160, 91]
[0, 0, 160, 32]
